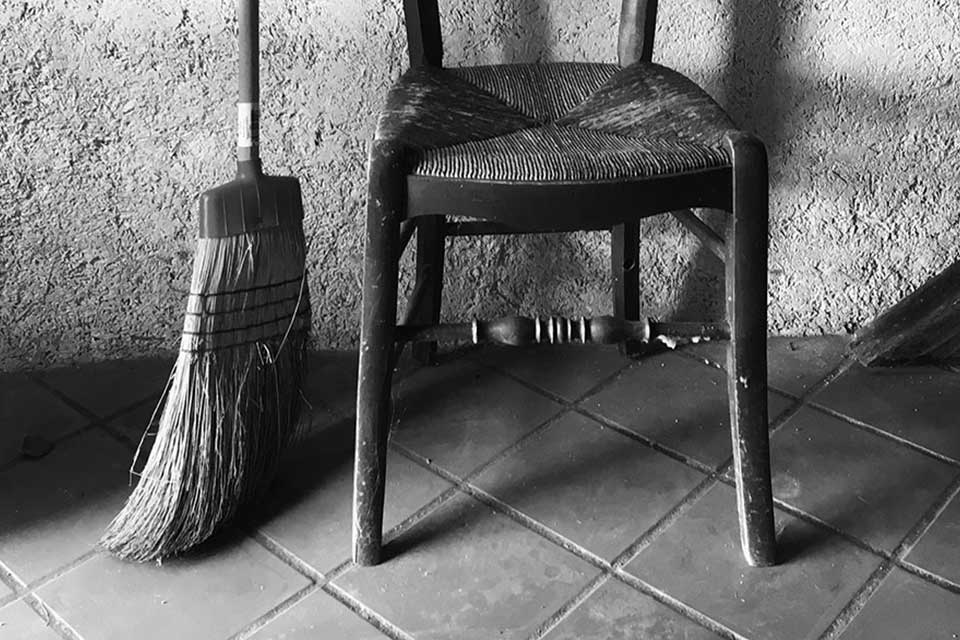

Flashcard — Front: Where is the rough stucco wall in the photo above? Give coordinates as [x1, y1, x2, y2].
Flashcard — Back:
[1, 0, 958, 371]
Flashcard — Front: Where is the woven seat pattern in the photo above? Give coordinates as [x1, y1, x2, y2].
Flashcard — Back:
[376, 62, 736, 182]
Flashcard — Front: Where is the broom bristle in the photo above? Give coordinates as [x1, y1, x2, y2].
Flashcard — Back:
[100, 223, 310, 562]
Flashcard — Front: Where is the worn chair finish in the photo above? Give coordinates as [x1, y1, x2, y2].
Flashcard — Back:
[353, 0, 776, 567]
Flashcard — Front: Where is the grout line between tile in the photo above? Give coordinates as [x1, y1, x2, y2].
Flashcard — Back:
[258, 346, 952, 640]
[0, 557, 87, 640]
[250, 531, 327, 585]
[477, 351, 640, 409]
[228, 582, 321, 640]
[611, 571, 749, 640]
[611, 474, 720, 570]
[381, 485, 462, 546]
[398, 398, 960, 640]
[0, 559, 27, 601]
[28, 373, 168, 428]
[0, 551, 100, 607]
[322, 581, 415, 640]
[393, 442, 611, 570]
[249, 480, 464, 610]
[0, 384, 165, 474]
[526, 572, 611, 640]
[896, 560, 960, 595]
[392, 349, 960, 640]
[21, 591, 85, 640]
[673, 344, 726, 371]
[817, 471, 960, 640]
[573, 406, 718, 476]
[22, 551, 101, 597]
[708, 473, 895, 560]
[26, 374, 102, 423]
[393, 443, 743, 640]
[893, 472, 960, 560]
[805, 400, 960, 468]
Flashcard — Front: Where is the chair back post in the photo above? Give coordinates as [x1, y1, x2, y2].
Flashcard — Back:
[618, 0, 659, 66]
[403, 0, 443, 67]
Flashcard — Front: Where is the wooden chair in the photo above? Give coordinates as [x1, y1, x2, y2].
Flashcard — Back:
[353, 0, 777, 568]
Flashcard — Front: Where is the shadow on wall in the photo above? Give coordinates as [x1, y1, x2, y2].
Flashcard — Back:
[669, 1, 960, 331]
[673, 0, 786, 323]
[437, 0, 959, 332]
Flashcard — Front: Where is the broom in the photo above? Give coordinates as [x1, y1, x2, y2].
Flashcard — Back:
[101, 0, 311, 561]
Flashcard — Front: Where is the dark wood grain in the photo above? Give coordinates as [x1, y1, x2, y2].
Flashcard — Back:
[724, 131, 776, 567]
[403, 0, 442, 67]
[406, 168, 732, 229]
[618, 0, 659, 66]
[356, 4, 777, 569]
[672, 209, 726, 261]
[850, 260, 960, 365]
[353, 141, 405, 567]
[612, 222, 641, 356]
[395, 315, 730, 346]
[411, 216, 445, 364]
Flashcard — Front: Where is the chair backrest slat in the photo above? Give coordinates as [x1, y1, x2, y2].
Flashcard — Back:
[618, 0, 658, 66]
[400, 1, 659, 68]
[404, 0, 443, 67]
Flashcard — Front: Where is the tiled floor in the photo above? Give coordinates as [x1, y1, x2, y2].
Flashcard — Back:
[1, 338, 959, 639]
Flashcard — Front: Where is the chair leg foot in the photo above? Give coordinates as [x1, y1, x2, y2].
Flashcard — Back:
[612, 222, 640, 357]
[725, 132, 777, 567]
[353, 141, 404, 568]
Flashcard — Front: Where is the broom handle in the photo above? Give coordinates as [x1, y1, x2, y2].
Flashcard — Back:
[237, 0, 259, 166]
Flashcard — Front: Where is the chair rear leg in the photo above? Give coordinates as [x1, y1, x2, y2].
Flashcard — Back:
[724, 132, 777, 567]
[412, 216, 445, 365]
[353, 142, 404, 567]
[612, 222, 641, 356]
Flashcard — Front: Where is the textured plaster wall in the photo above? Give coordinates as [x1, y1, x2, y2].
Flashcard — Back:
[1, 0, 958, 371]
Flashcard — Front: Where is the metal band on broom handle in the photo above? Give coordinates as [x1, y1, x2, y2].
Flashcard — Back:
[237, 0, 259, 167]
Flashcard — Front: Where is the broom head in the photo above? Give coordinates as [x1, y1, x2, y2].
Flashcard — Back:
[101, 160, 311, 561]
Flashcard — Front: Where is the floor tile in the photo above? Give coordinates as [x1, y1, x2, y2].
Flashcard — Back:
[476, 344, 628, 401]
[0, 373, 88, 464]
[838, 568, 960, 639]
[333, 493, 599, 640]
[390, 358, 563, 477]
[771, 407, 957, 551]
[473, 412, 704, 560]
[37, 539, 311, 640]
[255, 422, 451, 575]
[107, 352, 356, 446]
[37, 357, 174, 419]
[543, 578, 722, 639]
[906, 492, 960, 585]
[585, 352, 792, 468]
[813, 363, 960, 461]
[683, 336, 849, 397]
[249, 590, 389, 639]
[0, 599, 62, 640]
[303, 350, 360, 430]
[626, 484, 880, 640]
[0, 429, 132, 584]
[107, 395, 161, 445]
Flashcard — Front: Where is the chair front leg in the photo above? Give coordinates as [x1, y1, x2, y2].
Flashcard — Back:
[612, 222, 641, 356]
[353, 141, 405, 567]
[412, 216, 446, 365]
[724, 132, 777, 567]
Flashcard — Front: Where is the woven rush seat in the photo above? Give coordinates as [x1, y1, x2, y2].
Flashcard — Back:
[377, 62, 736, 182]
